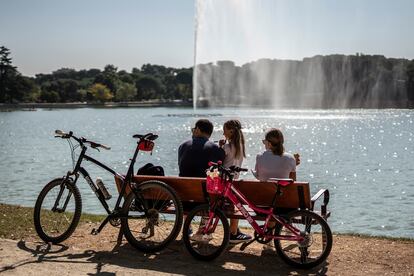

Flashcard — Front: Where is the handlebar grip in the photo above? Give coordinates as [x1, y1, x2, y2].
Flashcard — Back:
[54, 129, 71, 139]
[239, 168, 248, 172]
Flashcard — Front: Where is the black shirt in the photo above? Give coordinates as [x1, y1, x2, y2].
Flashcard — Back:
[178, 137, 225, 177]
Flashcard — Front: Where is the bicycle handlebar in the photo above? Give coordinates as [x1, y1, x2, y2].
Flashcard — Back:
[54, 129, 111, 150]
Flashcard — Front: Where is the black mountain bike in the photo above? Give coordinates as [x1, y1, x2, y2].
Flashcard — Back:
[33, 130, 183, 253]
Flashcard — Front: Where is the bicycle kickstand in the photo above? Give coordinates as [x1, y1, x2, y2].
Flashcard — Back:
[91, 216, 110, 235]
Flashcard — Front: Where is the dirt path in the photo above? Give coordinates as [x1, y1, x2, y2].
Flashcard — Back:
[1, 223, 413, 275]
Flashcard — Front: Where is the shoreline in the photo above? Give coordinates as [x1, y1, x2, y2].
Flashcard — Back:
[0, 101, 192, 110]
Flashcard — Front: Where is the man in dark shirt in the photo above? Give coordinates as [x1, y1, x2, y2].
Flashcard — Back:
[178, 119, 225, 177]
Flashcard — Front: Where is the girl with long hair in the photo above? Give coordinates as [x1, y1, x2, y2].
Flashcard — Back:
[219, 119, 252, 243]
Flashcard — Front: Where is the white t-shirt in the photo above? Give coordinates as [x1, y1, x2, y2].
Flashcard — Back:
[222, 143, 244, 179]
[254, 150, 296, 181]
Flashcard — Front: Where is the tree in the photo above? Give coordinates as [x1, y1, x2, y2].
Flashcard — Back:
[88, 83, 113, 103]
[40, 90, 60, 102]
[11, 76, 40, 102]
[117, 70, 134, 84]
[94, 64, 119, 94]
[175, 70, 193, 100]
[136, 76, 163, 100]
[116, 82, 136, 101]
[0, 46, 18, 102]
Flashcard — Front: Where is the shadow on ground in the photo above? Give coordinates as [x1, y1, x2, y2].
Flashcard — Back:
[3, 240, 329, 276]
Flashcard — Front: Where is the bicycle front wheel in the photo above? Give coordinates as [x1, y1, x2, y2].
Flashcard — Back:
[182, 204, 229, 261]
[121, 180, 183, 253]
[274, 209, 332, 269]
[33, 178, 82, 244]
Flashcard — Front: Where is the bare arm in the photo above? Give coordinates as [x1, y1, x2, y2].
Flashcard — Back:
[289, 171, 296, 181]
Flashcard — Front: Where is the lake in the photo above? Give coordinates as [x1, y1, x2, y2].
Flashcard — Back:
[0, 107, 413, 238]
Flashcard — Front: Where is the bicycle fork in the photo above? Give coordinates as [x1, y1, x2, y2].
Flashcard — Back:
[52, 174, 77, 213]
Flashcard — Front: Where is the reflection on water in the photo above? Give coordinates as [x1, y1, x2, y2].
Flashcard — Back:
[0, 108, 413, 238]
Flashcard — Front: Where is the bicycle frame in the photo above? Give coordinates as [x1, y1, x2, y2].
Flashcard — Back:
[207, 180, 304, 242]
[57, 137, 145, 221]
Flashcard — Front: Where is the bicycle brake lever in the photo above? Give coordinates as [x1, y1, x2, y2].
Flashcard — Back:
[91, 146, 100, 152]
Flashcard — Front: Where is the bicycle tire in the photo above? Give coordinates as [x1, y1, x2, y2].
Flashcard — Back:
[182, 204, 229, 261]
[33, 178, 82, 244]
[274, 209, 332, 268]
[121, 180, 183, 253]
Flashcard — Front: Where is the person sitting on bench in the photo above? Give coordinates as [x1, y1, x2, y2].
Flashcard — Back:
[178, 119, 225, 178]
[219, 119, 252, 244]
[178, 119, 224, 239]
[254, 128, 299, 181]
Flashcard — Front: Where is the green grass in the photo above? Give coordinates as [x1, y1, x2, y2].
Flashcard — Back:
[333, 231, 414, 242]
[1, 203, 413, 242]
[0, 203, 106, 240]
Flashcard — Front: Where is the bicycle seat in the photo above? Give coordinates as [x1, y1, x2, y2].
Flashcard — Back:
[132, 133, 158, 140]
[267, 178, 294, 186]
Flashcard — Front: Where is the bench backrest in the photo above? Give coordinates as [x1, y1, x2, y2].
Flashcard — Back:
[130, 175, 311, 209]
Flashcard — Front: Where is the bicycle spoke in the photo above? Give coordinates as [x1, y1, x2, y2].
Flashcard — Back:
[284, 243, 299, 252]
[274, 210, 332, 268]
[34, 178, 81, 243]
[123, 181, 183, 252]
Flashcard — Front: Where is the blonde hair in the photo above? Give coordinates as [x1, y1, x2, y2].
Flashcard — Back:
[223, 120, 246, 159]
[265, 128, 284, 156]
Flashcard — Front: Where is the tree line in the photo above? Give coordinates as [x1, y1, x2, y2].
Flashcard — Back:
[1, 45, 414, 108]
[0, 46, 192, 104]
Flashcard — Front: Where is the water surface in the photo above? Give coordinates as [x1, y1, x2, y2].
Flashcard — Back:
[0, 108, 413, 238]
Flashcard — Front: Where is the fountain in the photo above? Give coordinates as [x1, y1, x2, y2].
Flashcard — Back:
[193, 0, 412, 109]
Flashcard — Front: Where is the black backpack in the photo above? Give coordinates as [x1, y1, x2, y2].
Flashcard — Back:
[136, 163, 168, 210]
[137, 163, 164, 176]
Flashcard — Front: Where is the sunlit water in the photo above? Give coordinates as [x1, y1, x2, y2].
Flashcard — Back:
[0, 108, 413, 238]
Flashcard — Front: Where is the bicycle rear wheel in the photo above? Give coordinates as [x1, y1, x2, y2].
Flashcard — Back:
[33, 178, 82, 244]
[121, 180, 183, 253]
[274, 209, 332, 268]
[182, 204, 229, 261]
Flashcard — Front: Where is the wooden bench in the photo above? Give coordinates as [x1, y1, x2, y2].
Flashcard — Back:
[125, 175, 330, 220]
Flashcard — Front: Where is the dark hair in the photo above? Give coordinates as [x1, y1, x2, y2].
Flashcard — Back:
[224, 119, 246, 159]
[195, 119, 214, 136]
[265, 128, 284, 156]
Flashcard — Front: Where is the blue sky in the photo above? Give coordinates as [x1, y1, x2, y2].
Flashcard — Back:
[1, 0, 413, 76]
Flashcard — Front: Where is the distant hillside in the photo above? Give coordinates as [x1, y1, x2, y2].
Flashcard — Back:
[1, 45, 414, 108]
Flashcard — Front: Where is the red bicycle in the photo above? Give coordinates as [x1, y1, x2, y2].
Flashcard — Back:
[182, 161, 332, 268]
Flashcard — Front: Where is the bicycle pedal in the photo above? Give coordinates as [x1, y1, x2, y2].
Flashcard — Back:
[240, 240, 254, 251]
[91, 228, 99, 235]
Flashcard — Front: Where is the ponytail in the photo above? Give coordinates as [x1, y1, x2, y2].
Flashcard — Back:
[224, 120, 246, 159]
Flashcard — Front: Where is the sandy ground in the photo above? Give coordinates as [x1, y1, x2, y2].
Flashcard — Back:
[0, 223, 413, 276]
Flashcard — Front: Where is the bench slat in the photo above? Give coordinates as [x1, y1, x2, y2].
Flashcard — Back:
[130, 175, 312, 209]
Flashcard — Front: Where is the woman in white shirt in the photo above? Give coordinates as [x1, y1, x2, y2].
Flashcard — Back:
[254, 128, 297, 181]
